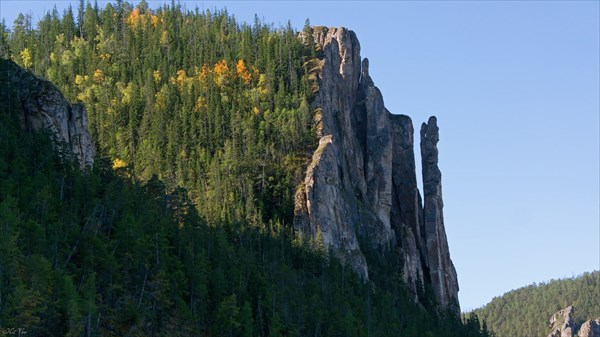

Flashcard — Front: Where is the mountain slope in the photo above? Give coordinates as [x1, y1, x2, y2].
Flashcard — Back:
[0, 57, 484, 336]
[2, 0, 461, 314]
[471, 271, 600, 337]
[0, 2, 480, 336]
[1, 1, 474, 335]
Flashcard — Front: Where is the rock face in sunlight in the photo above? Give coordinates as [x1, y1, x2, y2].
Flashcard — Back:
[294, 26, 460, 315]
[1, 59, 94, 168]
[547, 306, 574, 337]
[547, 306, 600, 337]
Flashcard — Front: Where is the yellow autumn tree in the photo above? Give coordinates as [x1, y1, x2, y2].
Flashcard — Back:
[153, 70, 161, 84]
[127, 8, 159, 31]
[236, 59, 252, 84]
[150, 14, 159, 27]
[170, 69, 188, 91]
[93, 69, 104, 83]
[213, 60, 230, 87]
[194, 96, 207, 113]
[198, 64, 211, 85]
[75, 74, 86, 86]
[126, 8, 141, 28]
[112, 158, 127, 170]
[20, 48, 32, 69]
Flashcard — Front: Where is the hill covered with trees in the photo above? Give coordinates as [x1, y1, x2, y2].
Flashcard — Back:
[0, 1, 492, 336]
[470, 271, 600, 337]
[1, 0, 314, 227]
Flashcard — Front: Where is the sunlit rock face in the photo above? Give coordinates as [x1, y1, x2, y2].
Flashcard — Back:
[547, 306, 575, 337]
[294, 26, 459, 315]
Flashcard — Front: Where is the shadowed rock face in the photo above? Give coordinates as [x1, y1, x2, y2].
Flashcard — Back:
[0, 59, 94, 168]
[294, 26, 459, 314]
[421, 116, 460, 312]
[579, 318, 600, 337]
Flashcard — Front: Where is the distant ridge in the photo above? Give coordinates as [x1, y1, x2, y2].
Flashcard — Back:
[470, 271, 600, 337]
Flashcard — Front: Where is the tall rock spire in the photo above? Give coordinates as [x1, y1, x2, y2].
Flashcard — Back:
[421, 116, 459, 313]
[295, 26, 459, 314]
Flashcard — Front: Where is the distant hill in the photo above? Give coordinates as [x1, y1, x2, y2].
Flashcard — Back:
[471, 271, 600, 337]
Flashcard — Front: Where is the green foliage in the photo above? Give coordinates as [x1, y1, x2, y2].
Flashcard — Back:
[1, 1, 488, 336]
[5, 1, 315, 229]
[470, 272, 600, 337]
[0, 108, 484, 335]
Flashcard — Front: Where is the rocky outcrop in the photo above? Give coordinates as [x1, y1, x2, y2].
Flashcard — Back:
[0, 59, 94, 168]
[294, 27, 459, 314]
[421, 116, 460, 312]
[390, 114, 426, 299]
[547, 306, 574, 337]
[545, 306, 600, 337]
[579, 318, 600, 337]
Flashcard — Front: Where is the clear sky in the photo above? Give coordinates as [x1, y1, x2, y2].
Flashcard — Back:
[1, 0, 599, 312]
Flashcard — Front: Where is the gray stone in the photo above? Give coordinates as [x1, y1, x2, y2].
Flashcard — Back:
[547, 306, 574, 337]
[1, 59, 94, 169]
[294, 27, 460, 315]
[421, 116, 460, 313]
[69, 103, 95, 168]
[390, 114, 426, 297]
[579, 318, 600, 337]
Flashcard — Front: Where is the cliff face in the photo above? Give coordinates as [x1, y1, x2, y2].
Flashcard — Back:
[0, 59, 94, 168]
[547, 306, 575, 337]
[547, 306, 600, 337]
[421, 116, 460, 310]
[294, 27, 459, 314]
[579, 318, 600, 337]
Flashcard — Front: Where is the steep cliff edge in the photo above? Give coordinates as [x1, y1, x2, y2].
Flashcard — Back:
[0, 59, 94, 168]
[294, 27, 459, 314]
[421, 116, 460, 310]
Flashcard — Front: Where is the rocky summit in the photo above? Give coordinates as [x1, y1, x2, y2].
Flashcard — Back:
[547, 306, 575, 337]
[546, 306, 600, 337]
[294, 26, 459, 314]
[0, 59, 94, 168]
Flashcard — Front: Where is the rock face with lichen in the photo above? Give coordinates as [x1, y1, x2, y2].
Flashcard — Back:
[294, 26, 459, 314]
[0, 59, 94, 168]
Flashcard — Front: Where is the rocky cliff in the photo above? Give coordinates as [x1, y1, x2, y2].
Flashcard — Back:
[546, 306, 600, 337]
[579, 318, 600, 337]
[547, 306, 575, 337]
[294, 27, 459, 314]
[0, 59, 94, 168]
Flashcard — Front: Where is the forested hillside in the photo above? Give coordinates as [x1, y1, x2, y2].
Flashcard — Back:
[0, 1, 492, 336]
[471, 271, 600, 337]
[1, 0, 314, 227]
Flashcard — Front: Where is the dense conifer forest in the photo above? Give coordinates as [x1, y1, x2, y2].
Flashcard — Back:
[470, 271, 600, 337]
[1, 1, 492, 335]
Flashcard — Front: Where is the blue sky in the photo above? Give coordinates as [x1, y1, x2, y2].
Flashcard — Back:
[1, 1, 599, 312]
